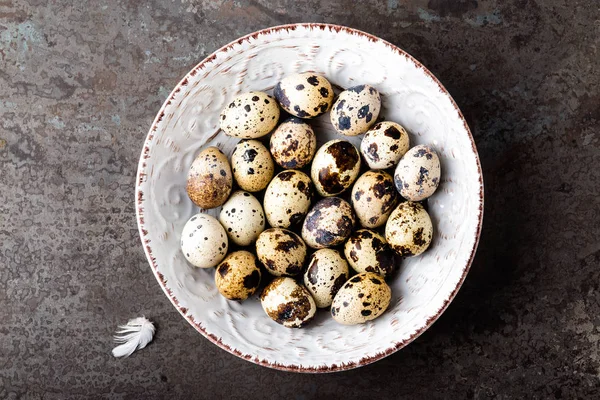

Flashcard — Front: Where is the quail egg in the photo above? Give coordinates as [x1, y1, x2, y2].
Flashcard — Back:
[385, 201, 433, 257]
[263, 170, 314, 229]
[220, 91, 280, 139]
[270, 117, 317, 169]
[256, 228, 307, 276]
[330, 85, 381, 136]
[351, 170, 399, 228]
[311, 139, 361, 197]
[344, 229, 397, 279]
[219, 191, 265, 246]
[180, 213, 228, 268]
[186, 146, 232, 209]
[215, 250, 261, 301]
[361, 121, 410, 169]
[303, 249, 350, 308]
[274, 73, 334, 119]
[231, 139, 274, 192]
[260, 277, 317, 328]
[331, 272, 391, 325]
[302, 197, 356, 249]
[394, 144, 441, 201]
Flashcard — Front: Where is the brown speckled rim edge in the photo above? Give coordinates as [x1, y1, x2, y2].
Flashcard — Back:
[135, 23, 484, 373]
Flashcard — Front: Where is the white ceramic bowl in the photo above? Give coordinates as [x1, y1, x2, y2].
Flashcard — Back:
[136, 23, 483, 372]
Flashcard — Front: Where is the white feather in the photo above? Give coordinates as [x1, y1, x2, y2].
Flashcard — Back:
[112, 316, 155, 358]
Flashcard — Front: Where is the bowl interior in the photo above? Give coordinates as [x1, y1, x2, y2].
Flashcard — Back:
[136, 24, 483, 372]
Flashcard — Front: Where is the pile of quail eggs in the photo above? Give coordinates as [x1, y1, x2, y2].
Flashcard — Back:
[181, 72, 441, 328]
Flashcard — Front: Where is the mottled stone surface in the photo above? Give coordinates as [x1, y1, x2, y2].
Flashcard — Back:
[1, 0, 599, 398]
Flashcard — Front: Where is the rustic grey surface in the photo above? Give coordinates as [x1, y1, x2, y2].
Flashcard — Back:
[1, 0, 599, 398]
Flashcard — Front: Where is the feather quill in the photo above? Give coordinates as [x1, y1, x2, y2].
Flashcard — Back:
[112, 316, 155, 358]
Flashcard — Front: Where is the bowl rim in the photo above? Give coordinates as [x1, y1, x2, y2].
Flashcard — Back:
[135, 22, 484, 373]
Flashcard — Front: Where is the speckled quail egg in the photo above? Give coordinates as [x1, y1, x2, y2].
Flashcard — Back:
[394, 144, 441, 201]
[385, 201, 433, 257]
[303, 249, 350, 308]
[186, 147, 232, 209]
[231, 139, 274, 192]
[256, 228, 307, 276]
[220, 91, 280, 138]
[270, 117, 317, 169]
[351, 170, 399, 228]
[215, 250, 261, 301]
[331, 272, 391, 325]
[302, 197, 356, 249]
[344, 229, 397, 279]
[361, 121, 410, 169]
[260, 277, 317, 328]
[180, 213, 228, 268]
[219, 191, 265, 246]
[263, 170, 314, 229]
[274, 73, 334, 119]
[330, 85, 381, 136]
[311, 139, 361, 197]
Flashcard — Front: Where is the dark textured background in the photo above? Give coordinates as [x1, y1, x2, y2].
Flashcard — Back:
[1, 0, 599, 398]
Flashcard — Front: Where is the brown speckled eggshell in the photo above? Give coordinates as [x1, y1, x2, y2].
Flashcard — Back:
[231, 139, 275, 192]
[385, 201, 433, 257]
[361, 121, 410, 169]
[330, 85, 381, 136]
[301, 197, 356, 249]
[256, 228, 307, 276]
[311, 139, 361, 197]
[186, 146, 232, 209]
[180, 213, 228, 268]
[344, 229, 397, 279]
[219, 191, 265, 246]
[260, 277, 317, 328]
[274, 73, 334, 119]
[394, 144, 441, 201]
[351, 170, 399, 228]
[215, 250, 262, 301]
[270, 117, 317, 169]
[263, 170, 314, 229]
[331, 272, 391, 325]
[220, 91, 280, 139]
[303, 249, 349, 308]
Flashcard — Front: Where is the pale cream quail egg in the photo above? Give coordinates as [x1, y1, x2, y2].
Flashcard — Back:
[231, 139, 274, 192]
[331, 272, 391, 325]
[351, 170, 399, 228]
[180, 213, 228, 268]
[330, 85, 381, 136]
[344, 229, 397, 279]
[263, 170, 314, 229]
[394, 144, 441, 201]
[385, 201, 433, 257]
[303, 249, 350, 308]
[361, 121, 410, 169]
[274, 73, 334, 119]
[260, 277, 317, 328]
[220, 91, 279, 138]
[219, 191, 265, 246]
